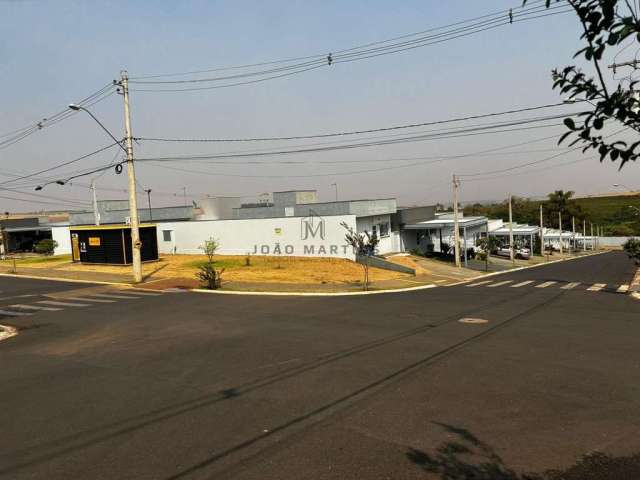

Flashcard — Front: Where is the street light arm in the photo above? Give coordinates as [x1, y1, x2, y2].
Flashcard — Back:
[69, 104, 128, 154]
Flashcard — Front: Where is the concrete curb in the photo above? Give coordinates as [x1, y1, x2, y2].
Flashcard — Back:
[0, 325, 18, 342]
[444, 251, 609, 287]
[192, 283, 438, 297]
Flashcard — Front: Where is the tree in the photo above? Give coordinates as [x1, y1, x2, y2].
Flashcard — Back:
[527, 0, 640, 168]
[35, 238, 58, 256]
[196, 237, 225, 289]
[623, 237, 640, 264]
[341, 222, 379, 291]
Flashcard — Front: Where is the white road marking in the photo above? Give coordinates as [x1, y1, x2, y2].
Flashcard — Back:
[587, 283, 606, 291]
[617, 284, 630, 293]
[465, 280, 493, 287]
[466, 280, 493, 287]
[122, 290, 162, 296]
[0, 309, 31, 317]
[37, 300, 89, 308]
[89, 293, 140, 300]
[488, 280, 513, 288]
[511, 281, 534, 288]
[535, 281, 557, 288]
[561, 282, 581, 290]
[9, 304, 61, 312]
[66, 297, 116, 304]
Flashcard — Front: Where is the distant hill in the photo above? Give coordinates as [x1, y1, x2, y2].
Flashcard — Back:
[464, 192, 640, 236]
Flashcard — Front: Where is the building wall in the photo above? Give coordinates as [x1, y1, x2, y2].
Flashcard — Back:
[356, 214, 394, 254]
[196, 197, 243, 220]
[155, 215, 357, 259]
[52, 226, 72, 255]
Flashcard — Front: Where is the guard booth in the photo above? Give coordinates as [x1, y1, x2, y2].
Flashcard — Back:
[70, 224, 158, 264]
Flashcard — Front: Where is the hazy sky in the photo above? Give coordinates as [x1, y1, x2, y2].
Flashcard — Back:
[2, 0, 640, 212]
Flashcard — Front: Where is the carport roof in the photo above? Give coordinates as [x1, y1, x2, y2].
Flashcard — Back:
[403, 216, 487, 229]
[2, 225, 52, 233]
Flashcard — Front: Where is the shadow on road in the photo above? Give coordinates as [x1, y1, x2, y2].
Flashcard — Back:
[407, 423, 640, 480]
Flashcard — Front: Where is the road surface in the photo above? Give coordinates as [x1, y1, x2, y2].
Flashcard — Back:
[1, 251, 639, 479]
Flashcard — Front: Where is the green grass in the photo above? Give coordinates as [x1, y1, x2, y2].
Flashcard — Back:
[0, 254, 71, 265]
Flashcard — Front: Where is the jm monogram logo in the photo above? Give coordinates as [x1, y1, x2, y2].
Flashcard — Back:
[301, 212, 325, 240]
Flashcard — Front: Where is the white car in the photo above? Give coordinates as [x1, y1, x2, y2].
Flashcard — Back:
[496, 246, 531, 260]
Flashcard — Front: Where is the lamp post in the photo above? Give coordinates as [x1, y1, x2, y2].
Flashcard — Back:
[69, 82, 142, 283]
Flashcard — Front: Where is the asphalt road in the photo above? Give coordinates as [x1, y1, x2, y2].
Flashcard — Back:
[1, 252, 639, 479]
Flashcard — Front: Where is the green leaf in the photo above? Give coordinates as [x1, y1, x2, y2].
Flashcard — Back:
[563, 118, 576, 130]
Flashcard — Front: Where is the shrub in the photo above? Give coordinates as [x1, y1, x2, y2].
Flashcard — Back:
[623, 238, 640, 265]
[196, 237, 225, 289]
[34, 239, 58, 256]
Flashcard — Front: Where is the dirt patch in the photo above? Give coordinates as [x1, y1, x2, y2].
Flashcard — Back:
[32, 254, 410, 285]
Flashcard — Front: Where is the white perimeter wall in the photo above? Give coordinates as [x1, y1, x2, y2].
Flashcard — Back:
[52, 226, 72, 255]
[156, 215, 357, 260]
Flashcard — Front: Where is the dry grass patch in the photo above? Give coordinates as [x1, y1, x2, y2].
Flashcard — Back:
[43, 254, 410, 284]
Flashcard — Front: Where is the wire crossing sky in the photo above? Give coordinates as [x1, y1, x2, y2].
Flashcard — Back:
[1, 0, 639, 211]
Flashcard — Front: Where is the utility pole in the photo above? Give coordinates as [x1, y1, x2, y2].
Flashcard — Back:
[90, 179, 100, 226]
[485, 218, 490, 272]
[539, 203, 544, 257]
[452, 174, 461, 268]
[572, 216, 576, 253]
[583, 219, 587, 252]
[182, 187, 187, 207]
[508, 193, 515, 265]
[558, 211, 563, 255]
[121, 70, 142, 284]
[590, 222, 594, 250]
[145, 189, 153, 221]
[331, 183, 338, 202]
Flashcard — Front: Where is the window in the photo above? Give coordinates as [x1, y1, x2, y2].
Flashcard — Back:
[378, 222, 389, 238]
[162, 230, 172, 242]
[284, 207, 294, 217]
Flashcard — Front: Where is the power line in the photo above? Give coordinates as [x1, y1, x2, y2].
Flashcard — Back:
[137, 101, 577, 143]
[0, 142, 121, 186]
[129, 0, 553, 80]
[128, 3, 571, 92]
[0, 83, 116, 151]
[136, 118, 572, 163]
[457, 127, 629, 178]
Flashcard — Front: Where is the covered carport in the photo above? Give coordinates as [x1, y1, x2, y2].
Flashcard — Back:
[2, 225, 52, 253]
[489, 223, 540, 250]
[402, 216, 488, 267]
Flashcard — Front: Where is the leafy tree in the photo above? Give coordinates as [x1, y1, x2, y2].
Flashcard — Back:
[196, 237, 225, 289]
[527, 0, 640, 168]
[35, 238, 58, 256]
[341, 222, 379, 291]
[623, 237, 640, 263]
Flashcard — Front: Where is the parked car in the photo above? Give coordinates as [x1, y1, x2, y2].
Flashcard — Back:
[496, 246, 531, 260]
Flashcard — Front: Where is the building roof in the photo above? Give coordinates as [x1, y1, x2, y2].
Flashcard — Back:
[403, 216, 487, 229]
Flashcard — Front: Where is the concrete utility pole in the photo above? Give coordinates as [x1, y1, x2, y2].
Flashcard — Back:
[452, 174, 461, 268]
[90, 180, 100, 226]
[539, 204, 544, 256]
[572, 216, 576, 252]
[331, 183, 338, 202]
[558, 211, 563, 255]
[583, 219, 587, 252]
[590, 222, 594, 250]
[508, 193, 515, 265]
[121, 70, 142, 283]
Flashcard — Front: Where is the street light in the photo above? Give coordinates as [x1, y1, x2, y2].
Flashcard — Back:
[68, 104, 127, 154]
